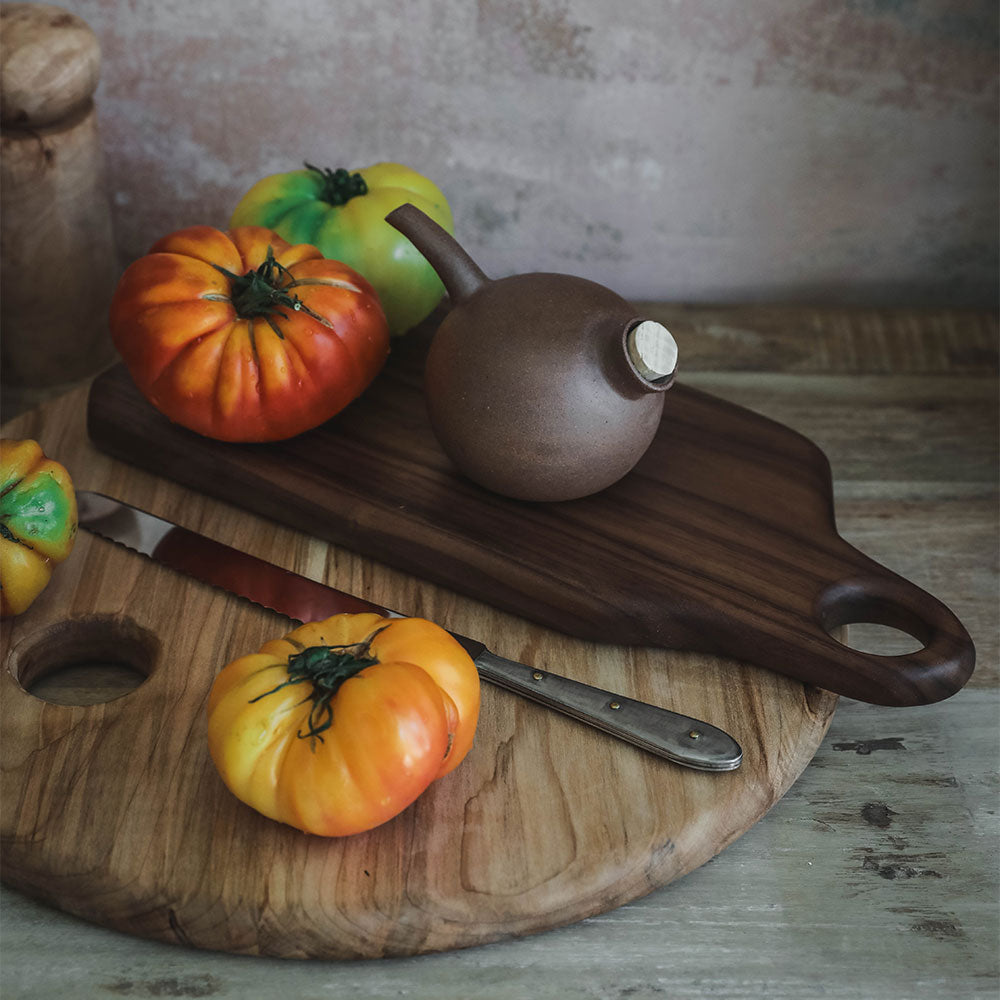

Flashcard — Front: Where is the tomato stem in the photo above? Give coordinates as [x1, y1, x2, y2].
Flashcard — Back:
[305, 163, 368, 206]
[214, 246, 328, 334]
[249, 640, 380, 746]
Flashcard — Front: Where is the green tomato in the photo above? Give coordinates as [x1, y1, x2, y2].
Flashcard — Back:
[231, 162, 454, 336]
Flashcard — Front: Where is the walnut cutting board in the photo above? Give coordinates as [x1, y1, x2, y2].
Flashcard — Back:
[85, 325, 973, 707]
[0, 371, 843, 960]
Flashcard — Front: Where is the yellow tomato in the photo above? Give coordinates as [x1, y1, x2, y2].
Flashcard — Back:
[207, 613, 480, 836]
[0, 439, 77, 617]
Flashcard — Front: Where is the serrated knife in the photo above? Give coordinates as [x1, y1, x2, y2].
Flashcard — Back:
[77, 490, 742, 771]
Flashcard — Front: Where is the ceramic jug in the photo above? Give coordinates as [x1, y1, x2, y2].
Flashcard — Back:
[387, 203, 677, 502]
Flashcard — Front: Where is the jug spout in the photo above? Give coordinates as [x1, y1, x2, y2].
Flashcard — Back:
[386, 204, 488, 305]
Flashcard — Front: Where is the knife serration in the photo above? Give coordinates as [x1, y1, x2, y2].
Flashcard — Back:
[77, 490, 742, 772]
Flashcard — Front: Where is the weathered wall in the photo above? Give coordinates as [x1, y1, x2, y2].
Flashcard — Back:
[69, 0, 997, 307]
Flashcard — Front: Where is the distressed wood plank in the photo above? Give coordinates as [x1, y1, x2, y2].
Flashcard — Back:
[681, 372, 998, 484]
[641, 303, 999, 374]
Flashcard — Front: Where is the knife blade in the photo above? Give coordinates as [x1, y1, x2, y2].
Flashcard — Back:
[77, 490, 742, 772]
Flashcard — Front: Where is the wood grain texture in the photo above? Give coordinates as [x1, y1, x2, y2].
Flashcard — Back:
[85, 328, 974, 706]
[639, 302, 1000, 374]
[0, 104, 117, 389]
[0, 3, 101, 127]
[0, 3, 117, 396]
[0, 382, 837, 958]
[1, 304, 995, 997]
[2, 692, 995, 999]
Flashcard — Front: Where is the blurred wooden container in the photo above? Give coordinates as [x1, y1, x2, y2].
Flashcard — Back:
[1, 2, 117, 415]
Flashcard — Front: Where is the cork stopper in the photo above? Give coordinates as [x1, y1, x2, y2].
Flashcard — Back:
[626, 320, 678, 384]
[0, 4, 101, 128]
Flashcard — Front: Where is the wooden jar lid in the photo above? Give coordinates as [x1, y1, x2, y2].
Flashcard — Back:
[0, 3, 101, 128]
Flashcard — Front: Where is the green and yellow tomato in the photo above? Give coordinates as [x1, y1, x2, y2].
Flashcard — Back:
[231, 162, 453, 336]
[0, 439, 77, 617]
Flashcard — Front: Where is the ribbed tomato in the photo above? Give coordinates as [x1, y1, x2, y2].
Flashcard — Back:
[206, 613, 481, 837]
[0, 439, 77, 617]
[109, 225, 389, 442]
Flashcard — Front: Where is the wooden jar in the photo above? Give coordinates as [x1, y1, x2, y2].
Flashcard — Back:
[1, 2, 117, 408]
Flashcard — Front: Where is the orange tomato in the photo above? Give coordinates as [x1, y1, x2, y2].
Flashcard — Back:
[110, 225, 389, 442]
[206, 613, 481, 836]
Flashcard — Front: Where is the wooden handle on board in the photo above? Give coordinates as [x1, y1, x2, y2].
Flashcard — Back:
[0, 3, 117, 392]
[809, 551, 976, 705]
[661, 537, 977, 708]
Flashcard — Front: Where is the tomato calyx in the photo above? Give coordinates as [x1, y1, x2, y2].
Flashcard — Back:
[0, 477, 29, 546]
[249, 639, 380, 746]
[214, 247, 329, 339]
[305, 163, 368, 206]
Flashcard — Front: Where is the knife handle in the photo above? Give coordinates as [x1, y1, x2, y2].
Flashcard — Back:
[472, 650, 742, 772]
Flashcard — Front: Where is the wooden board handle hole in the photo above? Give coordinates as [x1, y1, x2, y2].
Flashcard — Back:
[832, 622, 925, 656]
[817, 576, 933, 658]
[8, 615, 159, 706]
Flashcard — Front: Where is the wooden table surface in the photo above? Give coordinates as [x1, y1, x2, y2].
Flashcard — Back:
[2, 303, 997, 999]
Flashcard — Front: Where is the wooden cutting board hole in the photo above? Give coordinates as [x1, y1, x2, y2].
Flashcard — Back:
[8, 614, 158, 706]
[836, 622, 925, 657]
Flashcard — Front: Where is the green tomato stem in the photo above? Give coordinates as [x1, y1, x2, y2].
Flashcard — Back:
[214, 247, 324, 334]
[249, 639, 381, 746]
[304, 163, 368, 206]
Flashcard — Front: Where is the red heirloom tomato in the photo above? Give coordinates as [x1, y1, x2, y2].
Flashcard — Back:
[206, 613, 481, 837]
[109, 225, 390, 442]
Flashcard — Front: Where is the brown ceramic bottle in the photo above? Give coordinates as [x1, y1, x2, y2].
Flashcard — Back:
[386, 204, 677, 502]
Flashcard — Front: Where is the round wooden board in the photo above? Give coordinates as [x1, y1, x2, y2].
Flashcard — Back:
[1, 388, 838, 959]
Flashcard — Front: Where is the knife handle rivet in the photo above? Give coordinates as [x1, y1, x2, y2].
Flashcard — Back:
[609, 701, 621, 710]
[687, 729, 703, 740]
[532, 671, 544, 681]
